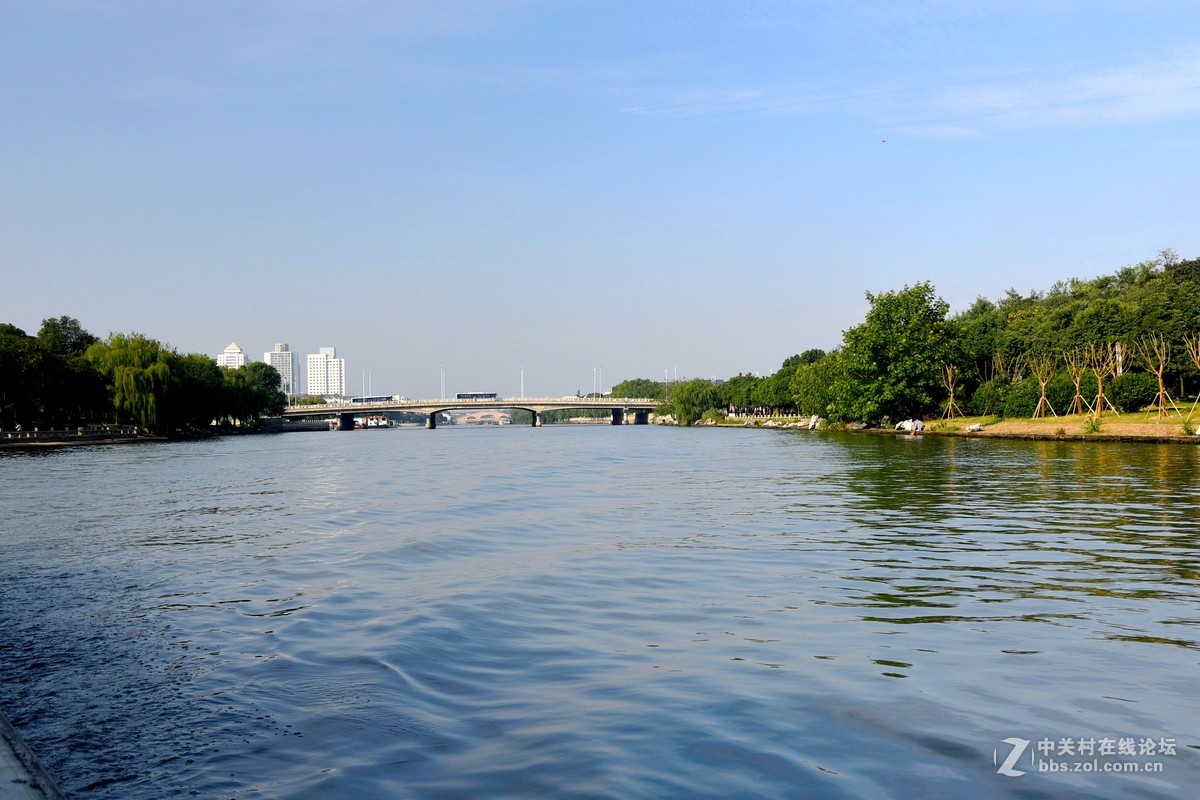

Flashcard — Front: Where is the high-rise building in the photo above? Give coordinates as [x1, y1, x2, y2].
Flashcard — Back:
[217, 342, 247, 369]
[264, 343, 297, 396]
[307, 347, 346, 398]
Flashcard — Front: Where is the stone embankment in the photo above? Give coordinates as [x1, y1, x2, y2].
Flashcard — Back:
[0, 711, 65, 800]
[0, 427, 141, 449]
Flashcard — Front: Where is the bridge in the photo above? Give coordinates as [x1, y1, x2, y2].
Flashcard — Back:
[281, 396, 660, 430]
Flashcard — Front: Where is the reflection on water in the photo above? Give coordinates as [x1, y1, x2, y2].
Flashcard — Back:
[0, 429, 1197, 799]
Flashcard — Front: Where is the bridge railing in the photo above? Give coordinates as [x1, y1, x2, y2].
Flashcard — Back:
[286, 397, 660, 412]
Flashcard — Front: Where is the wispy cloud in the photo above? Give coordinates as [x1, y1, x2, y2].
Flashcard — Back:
[890, 51, 1200, 134]
[600, 47, 1200, 137]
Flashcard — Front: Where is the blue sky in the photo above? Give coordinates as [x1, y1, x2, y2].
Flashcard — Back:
[3, 1, 1199, 398]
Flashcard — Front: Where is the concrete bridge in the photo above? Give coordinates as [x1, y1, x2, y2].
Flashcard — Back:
[281, 396, 660, 430]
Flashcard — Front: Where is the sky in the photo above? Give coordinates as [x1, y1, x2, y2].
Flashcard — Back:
[3, 1, 1199, 399]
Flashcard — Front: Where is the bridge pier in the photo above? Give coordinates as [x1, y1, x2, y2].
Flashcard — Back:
[425, 413, 437, 429]
[339, 412, 356, 431]
[611, 409, 625, 425]
[532, 411, 542, 427]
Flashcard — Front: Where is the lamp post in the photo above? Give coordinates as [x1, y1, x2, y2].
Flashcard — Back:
[520, 366, 525, 399]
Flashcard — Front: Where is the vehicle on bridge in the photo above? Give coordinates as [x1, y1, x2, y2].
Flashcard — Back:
[350, 395, 403, 404]
[455, 392, 498, 400]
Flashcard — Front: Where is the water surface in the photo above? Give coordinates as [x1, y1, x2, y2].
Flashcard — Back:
[1, 427, 1196, 798]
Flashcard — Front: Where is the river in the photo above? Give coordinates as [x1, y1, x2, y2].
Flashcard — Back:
[1, 427, 1196, 798]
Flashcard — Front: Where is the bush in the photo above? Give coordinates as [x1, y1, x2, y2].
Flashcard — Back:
[1003, 378, 1040, 418]
[1049, 372, 1096, 415]
[968, 377, 1009, 416]
[1108, 372, 1159, 413]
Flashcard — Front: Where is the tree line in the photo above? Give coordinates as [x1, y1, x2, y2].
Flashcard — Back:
[1, 317, 286, 435]
[615, 250, 1200, 425]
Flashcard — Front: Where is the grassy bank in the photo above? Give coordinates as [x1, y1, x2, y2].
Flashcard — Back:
[722, 411, 1200, 443]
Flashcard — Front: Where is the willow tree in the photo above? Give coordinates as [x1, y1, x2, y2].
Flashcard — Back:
[1133, 334, 1179, 419]
[1028, 353, 1058, 418]
[84, 333, 173, 432]
[1063, 348, 1091, 416]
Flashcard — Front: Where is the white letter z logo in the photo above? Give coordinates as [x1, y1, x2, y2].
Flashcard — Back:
[995, 737, 1030, 777]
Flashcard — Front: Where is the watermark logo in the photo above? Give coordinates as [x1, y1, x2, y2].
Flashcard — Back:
[994, 738, 1030, 777]
[994, 735, 1176, 778]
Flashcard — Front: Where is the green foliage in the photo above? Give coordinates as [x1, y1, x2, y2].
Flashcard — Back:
[1003, 372, 1102, 418]
[85, 333, 173, 431]
[220, 362, 286, 425]
[37, 316, 98, 358]
[797, 348, 828, 365]
[753, 365, 796, 412]
[790, 351, 847, 419]
[968, 376, 1009, 416]
[1083, 414, 1103, 433]
[837, 282, 952, 422]
[610, 378, 664, 399]
[664, 379, 723, 426]
[719, 373, 761, 411]
[0, 318, 109, 428]
[1002, 377, 1040, 418]
[1107, 371, 1158, 413]
[170, 352, 225, 428]
[82, 331, 286, 433]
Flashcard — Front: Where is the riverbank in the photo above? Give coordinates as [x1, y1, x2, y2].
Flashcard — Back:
[0, 427, 148, 450]
[723, 412, 1200, 444]
[0, 710, 65, 800]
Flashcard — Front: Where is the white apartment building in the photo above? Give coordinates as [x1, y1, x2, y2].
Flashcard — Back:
[264, 343, 298, 396]
[307, 347, 346, 398]
[216, 342, 247, 369]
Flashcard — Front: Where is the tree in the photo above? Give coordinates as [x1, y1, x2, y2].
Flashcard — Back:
[246, 362, 287, 418]
[1062, 348, 1091, 416]
[84, 333, 174, 432]
[1028, 353, 1058, 418]
[837, 282, 952, 422]
[790, 350, 847, 418]
[1088, 341, 1121, 417]
[797, 348, 827, 365]
[1132, 334, 1180, 418]
[719, 373, 762, 413]
[0, 324, 40, 428]
[221, 362, 286, 426]
[37, 316, 98, 358]
[942, 364, 963, 419]
[169, 353, 226, 429]
[753, 362, 798, 413]
[664, 379, 722, 426]
[610, 378, 664, 400]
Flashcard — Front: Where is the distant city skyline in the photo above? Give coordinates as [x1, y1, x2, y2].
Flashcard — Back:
[4, 2, 1199, 397]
